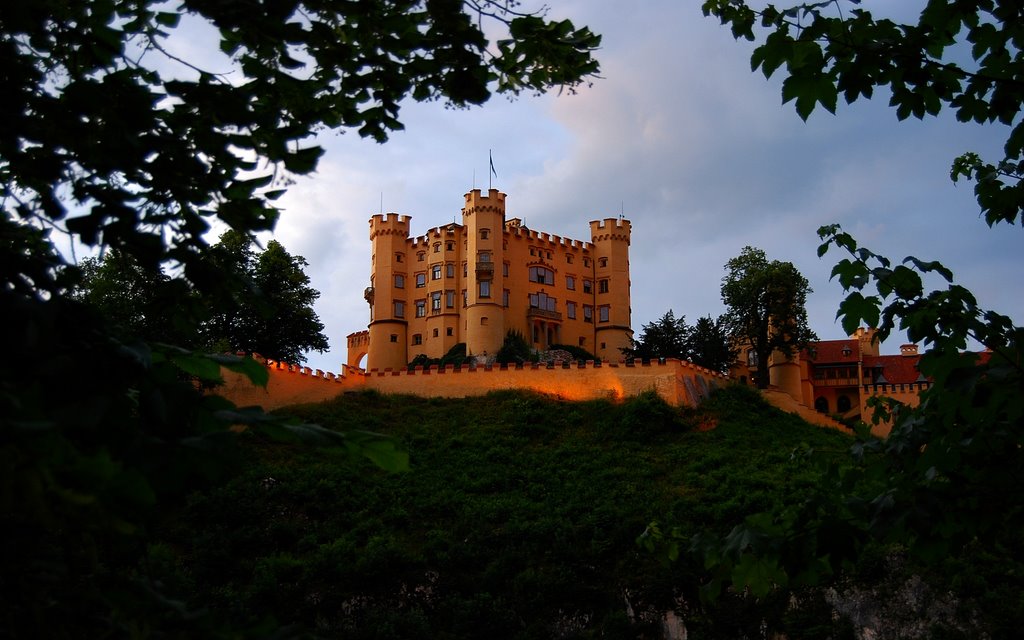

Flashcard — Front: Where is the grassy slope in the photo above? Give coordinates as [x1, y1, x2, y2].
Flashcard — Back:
[154, 386, 858, 638]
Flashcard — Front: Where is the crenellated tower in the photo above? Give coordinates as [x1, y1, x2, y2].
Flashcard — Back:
[366, 213, 411, 370]
[462, 189, 506, 359]
[590, 217, 633, 361]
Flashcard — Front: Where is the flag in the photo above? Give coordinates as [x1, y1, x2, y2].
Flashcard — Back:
[489, 150, 497, 179]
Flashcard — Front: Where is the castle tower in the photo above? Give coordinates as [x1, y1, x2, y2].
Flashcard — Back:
[768, 348, 802, 395]
[590, 218, 633, 360]
[366, 213, 411, 370]
[462, 189, 506, 359]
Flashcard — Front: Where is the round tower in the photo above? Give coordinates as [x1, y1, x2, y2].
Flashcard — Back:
[366, 213, 411, 370]
[769, 349, 802, 396]
[589, 217, 633, 361]
[462, 189, 506, 359]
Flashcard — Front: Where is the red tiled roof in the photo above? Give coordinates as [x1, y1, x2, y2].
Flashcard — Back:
[863, 354, 925, 384]
[804, 339, 859, 364]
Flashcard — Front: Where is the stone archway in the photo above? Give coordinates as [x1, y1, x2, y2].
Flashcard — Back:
[814, 396, 829, 414]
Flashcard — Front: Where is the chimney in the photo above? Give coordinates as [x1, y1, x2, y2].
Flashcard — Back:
[900, 344, 919, 357]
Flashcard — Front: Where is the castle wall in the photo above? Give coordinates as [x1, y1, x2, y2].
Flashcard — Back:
[218, 360, 365, 411]
[216, 357, 727, 412]
[860, 382, 930, 438]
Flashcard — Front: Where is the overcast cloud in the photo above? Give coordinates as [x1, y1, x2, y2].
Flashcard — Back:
[256, 1, 1020, 373]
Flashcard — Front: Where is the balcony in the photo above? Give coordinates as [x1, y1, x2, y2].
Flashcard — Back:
[816, 377, 860, 387]
[475, 261, 494, 278]
[527, 307, 562, 321]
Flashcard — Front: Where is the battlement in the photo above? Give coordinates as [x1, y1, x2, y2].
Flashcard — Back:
[369, 212, 411, 239]
[217, 354, 728, 412]
[463, 188, 506, 215]
[590, 217, 632, 243]
[505, 224, 593, 250]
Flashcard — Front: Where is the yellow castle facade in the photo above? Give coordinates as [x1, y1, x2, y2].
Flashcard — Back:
[348, 188, 633, 370]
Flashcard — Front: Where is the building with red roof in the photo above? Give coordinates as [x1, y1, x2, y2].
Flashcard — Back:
[732, 328, 930, 436]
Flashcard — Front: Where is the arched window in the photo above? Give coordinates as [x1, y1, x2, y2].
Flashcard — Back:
[529, 266, 554, 285]
[814, 397, 829, 414]
[837, 395, 852, 413]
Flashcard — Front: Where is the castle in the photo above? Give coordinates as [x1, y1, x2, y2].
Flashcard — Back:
[347, 188, 633, 370]
[732, 328, 933, 436]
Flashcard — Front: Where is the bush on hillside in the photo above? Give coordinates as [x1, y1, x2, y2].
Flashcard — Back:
[548, 343, 597, 362]
[495, 330, 534, 365]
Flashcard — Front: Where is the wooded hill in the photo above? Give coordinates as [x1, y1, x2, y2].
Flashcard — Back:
[148, 386, 1020, 639]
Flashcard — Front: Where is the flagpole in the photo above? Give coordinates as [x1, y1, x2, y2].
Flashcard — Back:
[488, 149, 497, 191]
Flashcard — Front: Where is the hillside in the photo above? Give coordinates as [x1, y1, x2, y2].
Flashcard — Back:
[148, 386, 1012, 638]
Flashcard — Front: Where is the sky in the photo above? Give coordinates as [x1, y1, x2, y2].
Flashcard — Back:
[191, 2, 1023, 373]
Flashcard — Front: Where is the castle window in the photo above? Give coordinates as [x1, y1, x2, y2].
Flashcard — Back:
[479, 281, 491, 298]
[837, 395, 853, 413]
[529, 292, 556, 312]
[394, 301, 405, 318]
[395, 252, 404, 263]
[415, 300, 426, 317]
[433, 328, 439, 338]
[583, 280, 593, 294]
[503, 289, 510, 307]
[447, 327, 453, 336]
[583, 305, 593, 322]
[390, 334, 398, 343]
[478, 252, 491, 262]
[747, 349, 758, 367]
[446, 241, 454, 251]
[432, 264, 442, 280]
[583, 257, 591, 267]
[503, 262, 509, 277]
[530, 248, 535, 256]
[431, 291, 442, 311]
[598, 279, 609, 294]
[566, 254, 574, 264]
[599, 257, 608, 268]
[567, 301, 577, 319]
[446, 263, 455, 278]
[547, 251, 552, 259]
[412, 334, 422, 345]
[417, 252, 425, 262]
[481, 317, 489, 326]
[529, 266, 554, 285]
[416, 273, 426, 287]
[394, 274, 405, 288]
[480, 229, 490, 240]
[445, 290, 455, 308]
[433, 243, 441, 253]
[566, 276, 575, 290]
[599, 305, 610, 322]
[463, 262, 467, 277]
[578, 337, 586, 347]
[462, 289, 467, 307]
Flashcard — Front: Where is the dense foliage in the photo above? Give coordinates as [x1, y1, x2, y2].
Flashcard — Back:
[203, 231, 329, 363]
[720, 247, 816, 388]
[495, 329, 535, 364]
[625, 310, 735, 373]
[78, 232, 329, 363]
[696, 0, 1024, 611]
[150, 386, 872, 638]
[1, 1, 600, 635]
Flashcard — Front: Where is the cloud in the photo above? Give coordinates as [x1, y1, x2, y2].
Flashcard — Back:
[267, 0, 1022, 373]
